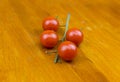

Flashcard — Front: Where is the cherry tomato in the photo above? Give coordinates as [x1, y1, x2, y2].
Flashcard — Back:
[40, 30, 59, 48]
[42, 17, 59, 31]
[66, 28, 83, 46]
[58, 41, 77, 61]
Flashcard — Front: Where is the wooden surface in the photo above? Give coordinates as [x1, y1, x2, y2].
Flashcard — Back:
[0, 0, 120, 82]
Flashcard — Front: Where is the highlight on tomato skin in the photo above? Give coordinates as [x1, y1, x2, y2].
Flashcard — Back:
[58, 41, 78, 61]
[40, 30, 59, 48]
[42, 17, 59, 31]
[66, 28, 83, 46]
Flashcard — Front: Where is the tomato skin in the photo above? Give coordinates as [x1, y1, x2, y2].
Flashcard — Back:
[58, 41, 77, 61]
[40, 30, 58, 48]
[66, 28, 83, 46]
[42, 17, 59, 31]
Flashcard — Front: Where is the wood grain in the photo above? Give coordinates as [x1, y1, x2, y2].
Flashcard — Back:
[0, 0, 120, 82]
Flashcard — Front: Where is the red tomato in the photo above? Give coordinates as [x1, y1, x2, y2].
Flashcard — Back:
[40, 30, 59, 48]
[58, 41, 77, 61]
[42, 17, 59, 31]
[66, 28, 83, 46]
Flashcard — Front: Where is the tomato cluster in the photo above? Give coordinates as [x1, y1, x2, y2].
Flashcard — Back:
[40, 15, 83, 62]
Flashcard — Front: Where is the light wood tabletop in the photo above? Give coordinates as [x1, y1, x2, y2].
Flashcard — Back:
[0, 0, 120, 82]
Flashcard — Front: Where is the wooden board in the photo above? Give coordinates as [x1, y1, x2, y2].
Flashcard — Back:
[0, 0, 120, 82]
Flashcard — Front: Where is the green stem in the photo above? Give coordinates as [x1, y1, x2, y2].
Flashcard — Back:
[54, 13, 71, 63]
[56, 16, 59, 19]
[45, 50, 57, 54]
[54, 54, 59, 63]
[61, 13, 71, 41]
